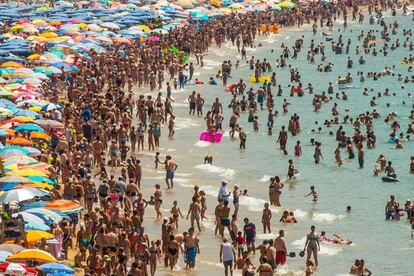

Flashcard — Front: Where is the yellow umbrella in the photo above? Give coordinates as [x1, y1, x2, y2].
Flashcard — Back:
[27, 53, 41, 60]
[76, 23, 88, 28]
[8, 116, 34, 123]
[25, 230, 54, 242]
[10, 25, 25, 32]
[9, 168, 48, 177]
[6, 248, 57, 263]
[27, 35, 47, 42]
[40, 32, 58, 38]
[29, 106, 41, 112]
[137, 24, 151, 31]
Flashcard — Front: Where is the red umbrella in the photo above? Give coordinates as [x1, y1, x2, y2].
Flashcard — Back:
[0, 263, 38, 275]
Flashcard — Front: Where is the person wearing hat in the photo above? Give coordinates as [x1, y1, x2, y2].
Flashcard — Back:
[218, 180, 230, 202]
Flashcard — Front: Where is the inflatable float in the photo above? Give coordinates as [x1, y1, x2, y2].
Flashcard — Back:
[199, 131, 223, 143]
[248, 76, 271, 83]
[382, 176, 400, 182]
[399, 61, 414, 65]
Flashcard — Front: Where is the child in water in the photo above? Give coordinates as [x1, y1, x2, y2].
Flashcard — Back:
[305, 186, 318, 202]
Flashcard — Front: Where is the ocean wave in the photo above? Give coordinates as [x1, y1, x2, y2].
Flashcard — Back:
[175, 117, 200, 130]
[312, 213, 345, 223]
[194, 164, 236, 179]
[194, 141, 211, 147]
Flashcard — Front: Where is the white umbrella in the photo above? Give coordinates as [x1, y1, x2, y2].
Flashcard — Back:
[5, 263, 27, 275]
[0, 189, 37, 203]
[100, 22, 120, 30]
[23, 78, 43, 86]
[27, 73, 49, 80]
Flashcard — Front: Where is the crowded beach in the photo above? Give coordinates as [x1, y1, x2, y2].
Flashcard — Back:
[0, 0, 413, 275]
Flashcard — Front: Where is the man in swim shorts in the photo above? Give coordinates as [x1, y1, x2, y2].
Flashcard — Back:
[184, 227, 199, 269]
[164, 155, 178, 189]
[275, 229, 287, 267]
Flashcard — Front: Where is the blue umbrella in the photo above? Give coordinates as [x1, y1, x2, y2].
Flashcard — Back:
[39, 262, 74, 274]
[14, 123, 45, 132]
[0, 98, 16, 106]
[12, 109, 42, 119]
[0, 250, 12, 262]
[0, 146, 31, 154]
[26, 176, 55, 184]
[19, 200, 48, 210]
[24, 208, 63, 224]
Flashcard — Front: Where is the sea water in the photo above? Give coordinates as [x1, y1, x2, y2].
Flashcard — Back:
[130, 9, 414, 275]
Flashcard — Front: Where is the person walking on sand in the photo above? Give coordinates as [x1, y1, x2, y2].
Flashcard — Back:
[164, 155, 178, 189]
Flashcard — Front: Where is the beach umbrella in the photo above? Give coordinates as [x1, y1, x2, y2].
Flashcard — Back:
[0, 250, 12, 262]
[277, 1, 296, 8]
[6, 137, 33, 146]
[40, 262, 74, 274]
[0, 244, 25, 254]
[2, 155, 37, 163]
[0, 176, 33, 184]
[100, 22, 120, 30]
[175, 0, 195, 9]
[6, 249, 57, 264]
[22, 147, 41, 156]
[41, 103, 60, 111]
[1, 62, 23, 68]
[10, 168, 48, 177]
[15, 182, 53, 190]
[14, 123, 45, 132]
[0, 149, 28, 158]
[12, 211, 50, 231]
[25, 230, 55, 245]
[44, 199, 83, 213]
[26, 176, 54, 184]
[30, 131, 51, 140]
[0, 263, 38, 275]
[0, 188, 37, 203]
[12, 109, 41, 118]
[24, 208, 63, 224]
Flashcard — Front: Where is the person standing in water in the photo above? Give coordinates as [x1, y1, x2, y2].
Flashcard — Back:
[275, 229, 287, 268]
[219, 237, 236, 276]
[304, 225, 320, 268]
[164, 155, 178, 189]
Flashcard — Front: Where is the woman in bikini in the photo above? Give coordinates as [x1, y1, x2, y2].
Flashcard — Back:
[304, 225, 320, 268]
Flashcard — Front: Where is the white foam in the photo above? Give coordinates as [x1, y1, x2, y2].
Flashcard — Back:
[259, 175, 272, 182]
[203, 59, 221, 66]
[166, 148, 176, 152]
[194, 141, 211, 148]
[312, 213, 345, 223]
[293, 209, 308, 220]
[174, 117, 200, 130]
[194, 164, 236, 179]
[284, 36, 290, 40]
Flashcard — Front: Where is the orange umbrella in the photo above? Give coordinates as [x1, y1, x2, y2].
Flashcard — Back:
[7, 137, 33, 146]
[44, 199, 83, 213]
[30, 132, 51, 140]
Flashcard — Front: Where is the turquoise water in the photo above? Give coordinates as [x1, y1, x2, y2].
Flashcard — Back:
[135, 9, 414, 276]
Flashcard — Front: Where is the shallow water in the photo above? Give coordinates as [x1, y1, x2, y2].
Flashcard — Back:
[130, 9, 414, 275]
